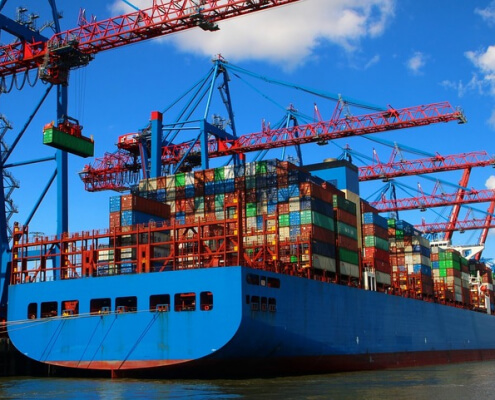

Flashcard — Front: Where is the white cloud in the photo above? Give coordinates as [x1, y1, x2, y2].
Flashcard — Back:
[486, 175, 495, 190]
[465, 47, 495, 95]
[441, 74, 485, 98]
[475, 2, 495, 24]
[108, 0, 395, 70]
[406, 51, 426, 75]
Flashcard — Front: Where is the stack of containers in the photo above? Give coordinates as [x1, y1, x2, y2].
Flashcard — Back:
[133, 159, 366, 276]
[109, 194, 170, 229]
[332, 194, 360, 279]
[108, 194, 171, 273]
[430, 246, 453, 302]
[388, 219, 433, 297]
[360, 202, 391, 288]
[466, 259, 495, 311]
[437, 249, 464, 303]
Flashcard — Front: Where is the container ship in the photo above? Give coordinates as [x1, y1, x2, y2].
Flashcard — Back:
[6, 157, 495, 378]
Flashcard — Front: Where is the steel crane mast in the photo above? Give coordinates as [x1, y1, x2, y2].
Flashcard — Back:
[80, 101, 466, 192]
[476, 200, 495, 261]
[358, 151, 495, 182]
[444, 168, 471, 242]
[0, 0, 302, 85]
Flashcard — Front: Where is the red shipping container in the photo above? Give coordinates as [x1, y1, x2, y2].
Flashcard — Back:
[278, 202, 289, 214]
[360, 200, 378, 214]
[194, 170, 205, 186]
[362, 257, 391, 274]
[175, 198, 189, 213]
[175, 186, 185, 200]
[363, 247, 390, 262]
[277, 176, 289, 187]
[299, 224, 335, 244]
[235, 177, 245, 190]
[109, 212, 121, 228]
[156, 176, 167, 190]
[204, 169, 215, 182]
[321, 181, 344, 197]
[362, 224, 388, 239]
[299, 182, 332, 203]
[334, 208, 357, 227]
[245, 189, 257, 203]
[204, 195, 216, 212]
[336, 234, 358, 251]
[120, 194, 170, 218]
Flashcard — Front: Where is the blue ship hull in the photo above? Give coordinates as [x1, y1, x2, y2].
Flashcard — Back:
[7, 266, 495, 377]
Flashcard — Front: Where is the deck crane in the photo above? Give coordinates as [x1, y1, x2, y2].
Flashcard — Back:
[355, 144, 495, 259]
[0, 0, 303, 85]
[79, 98, 466, 192]
[370, 184, 495, 213]
[358, 151, 495, 182]
[0, 0, 304, 326]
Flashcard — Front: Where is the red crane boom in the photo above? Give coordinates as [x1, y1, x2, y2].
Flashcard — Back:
[416, 218, 495, 235]
[370, 188, 495, 213]
[80, 101, 466, 191]
[358, 150, 495, 181]
[0, 0, 302, 84]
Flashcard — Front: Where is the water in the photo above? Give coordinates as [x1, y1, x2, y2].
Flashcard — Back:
[1, 361, 495, 399]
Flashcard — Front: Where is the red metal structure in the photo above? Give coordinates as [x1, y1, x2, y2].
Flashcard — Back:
[415, 218, 495, 235]
[476, 200, 495, 261]
[358, 151, 495, 182]
[80, 102, 466, 192]
[0, 0, 302, 85]
[370, 187, 495, 213]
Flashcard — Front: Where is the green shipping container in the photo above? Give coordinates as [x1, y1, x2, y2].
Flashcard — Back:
[338, 247, 359, 265]
[214, 167, 225, 181]
[175, 172, 186, 187]
[255, 161, 268, 174]
[300, 210, 334, 231]
[43, 128, 94, 158]
[332, 195, 356, 215]
[364, 235, 389, 251]
[336, 221, 358, 240]
[215, 194, 224, 209]
[279, 214, 290, 227]
[246, 203, 257, 217]
[245, 176, 256, 189]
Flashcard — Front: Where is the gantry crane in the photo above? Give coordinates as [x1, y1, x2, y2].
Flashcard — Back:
[361, 146, 495, 259]
[78, 57, 465, 192]
[358, 150, 495, 181]
[0, 0, 303, 324]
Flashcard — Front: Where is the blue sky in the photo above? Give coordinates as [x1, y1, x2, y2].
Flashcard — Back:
[2, 0, 495, 258]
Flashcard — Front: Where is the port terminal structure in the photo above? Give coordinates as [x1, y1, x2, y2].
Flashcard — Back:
[0, 0, 488, 334]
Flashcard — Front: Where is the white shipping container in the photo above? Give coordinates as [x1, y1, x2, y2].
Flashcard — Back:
[166, 175, 175, 190]
[376, 271, 391, 285]
[246, 216, 257, 229]
[289, 198, 300, 212]
[224, 165, 235, 180]
[245, 162, 256, 176]
[185, 172, 195, 185]
[340, 261, 360, 278]
[279, 227, 290, 241]
[312, 254, 336, 272]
